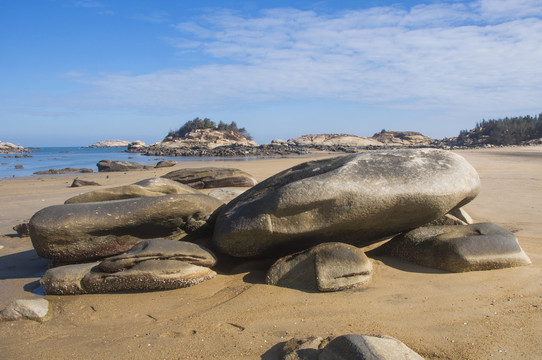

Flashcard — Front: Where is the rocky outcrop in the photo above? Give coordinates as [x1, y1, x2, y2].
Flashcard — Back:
[0, 141, 30, 154]
[29, 194, 223, 263]
[287, 134, 384, 148]
[162, 167, 258, 189]
[96, 160, 143, 172]
[266, 242, 372, 292]
[64, 177, 198, 204]
[86, 140, 131, 148]
[372, 130, 435, 147]
[40, 239, 217, 294]
[34, 168, 93, 175]
[213, 149, 481, 258]
[383, 223, 532, 272]
[127, 140, 147, 152]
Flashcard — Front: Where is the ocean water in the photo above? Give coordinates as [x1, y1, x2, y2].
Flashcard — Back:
[0, 147, 207, 178]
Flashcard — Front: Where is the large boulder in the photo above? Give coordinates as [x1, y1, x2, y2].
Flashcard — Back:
[266, 242, 372, 292]
[41, 240, 217, 294]
[213, 149, 480, 258]
[64, 177, 198, 204]
[30, 194, 223, 263]
[383, 223, 532, 272]
[96, 160, 143, 172]
[162, 167, 258, 189]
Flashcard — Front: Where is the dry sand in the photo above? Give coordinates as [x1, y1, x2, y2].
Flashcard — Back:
[0, 148, 540, 359]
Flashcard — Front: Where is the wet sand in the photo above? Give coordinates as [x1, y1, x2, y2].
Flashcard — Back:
[0, 148, 540, 359]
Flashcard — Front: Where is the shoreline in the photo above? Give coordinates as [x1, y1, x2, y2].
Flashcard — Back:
[1, 147, 541, 359]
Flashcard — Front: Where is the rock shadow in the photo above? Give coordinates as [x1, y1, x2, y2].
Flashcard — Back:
[260, 341, 287, 360]
[0, 249, 49, 280]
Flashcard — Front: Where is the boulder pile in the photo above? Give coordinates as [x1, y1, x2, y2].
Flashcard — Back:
[27, 149, 530, 297]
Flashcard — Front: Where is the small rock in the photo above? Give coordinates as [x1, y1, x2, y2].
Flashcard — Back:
[13, 222, 30, 237]
[155, 160, 177, 168]
[319, 334, 424, 360]
[282, 336, 323, 360]
[0, 299, 51, 322]
[70, 178, 101, 187]
[96, 160, 143, 172]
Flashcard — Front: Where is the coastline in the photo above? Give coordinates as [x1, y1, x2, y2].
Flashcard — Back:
[0, 147, 540, 359]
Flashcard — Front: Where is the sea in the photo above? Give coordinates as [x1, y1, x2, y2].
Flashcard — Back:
[0, 147, 218, 179]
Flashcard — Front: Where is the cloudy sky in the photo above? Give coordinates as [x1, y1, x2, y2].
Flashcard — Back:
[1, 0, 541, 146]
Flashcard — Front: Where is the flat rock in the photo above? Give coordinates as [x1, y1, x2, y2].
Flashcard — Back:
[30, 194, 223, 263]
[65, 177, 198, 204]
[96, 160, 143, 172]
[0, 299, 51, 322]
[71, 178, 101, 187]
[34, 168, 93, 175]
[98, 239, 216, 272]
[383, 223, 532, 272]
[155, 160, 177, 168]
[319, 334, 424, 360]
[41, 262, 99, 295]
[213, 149, 481, 257]
[162, 167, 257, 189]
[207, 188, 245, 203]
[266, 242, 372, 292]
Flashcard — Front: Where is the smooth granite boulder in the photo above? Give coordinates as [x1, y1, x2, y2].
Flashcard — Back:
[207, 188, 245, 203]
[155, 160, 177, 168]
[213, 149, 481, 258]
[319, 334, 423, 360]
[98, 239, 216, 272]
[65, 177, 198, 204]
[162, 167, 258, 189]
[97, 160, 143, 172]
[383, 222, 531, 272]
[30, 194, 223, 263]
[266, 242, 372, 292]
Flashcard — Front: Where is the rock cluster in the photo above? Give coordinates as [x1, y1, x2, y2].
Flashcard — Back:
[27, 150, 530, 298]
[34, 168, 93, 175]
[0, 141, 29, 154]
[86, 140, 131, 148]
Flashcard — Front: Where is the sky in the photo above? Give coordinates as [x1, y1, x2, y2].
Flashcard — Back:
[1, 0, 541, 147]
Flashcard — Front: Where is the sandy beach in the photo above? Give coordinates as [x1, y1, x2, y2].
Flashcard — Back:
[0, 147, 540, 359]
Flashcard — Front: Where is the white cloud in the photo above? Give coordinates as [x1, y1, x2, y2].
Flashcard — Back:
[74, 2, 542, 114]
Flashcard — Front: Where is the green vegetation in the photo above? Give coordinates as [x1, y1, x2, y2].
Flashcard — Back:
[166, 118, 252, 140]
[456, 113, 542, 146]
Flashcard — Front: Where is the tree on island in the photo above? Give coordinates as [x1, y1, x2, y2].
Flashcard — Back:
[166, 118, 253, 140]
[456, 113, 542, 146]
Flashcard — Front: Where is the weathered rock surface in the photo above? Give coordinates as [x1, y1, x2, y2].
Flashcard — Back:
[208, 188, 245, 203]
[266, 243, 372, 292]
[34, 167, 93, 175]
[86, 140, 131, 148]
[30, 194, 223, 263]
[70, 178, 101, 187]
[155, 160, 177, 168]
[383, 223, 531, 272]
[213, 149, 481, 257]
[98, 239, 216, 272]
[0, 299, 51, 322]
[96, 160, 143, 172]
[372, 130, 435, 147]
[162, 167, 258, 189]
[64, 177, 198, 204]
[13, 222, 30, 237]
[319, 334, 424, 360]
[41, 240, 217, 294]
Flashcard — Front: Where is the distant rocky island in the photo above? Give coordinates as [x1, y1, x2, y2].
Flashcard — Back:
[86, 140, 132, 148]
[0, 141, 30, 154]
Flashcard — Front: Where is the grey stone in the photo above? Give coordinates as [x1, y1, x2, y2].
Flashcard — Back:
[98, 239, 216, 272]
[0, 299, 51, 322]
[162, 167, 258, 189]
[65, 177, 198, 204]
[213, 149, 480, 258]
[30, 194, 223, 263]
[70, 178, 101, 187]
[13, 222, 30, 237]
[319, 334, 424, 360]
[266, 242, 372, 292]
[207, 188, 245, 203]
[384, 222, 532, 272]
[41, 262, 99, 295]
[97, 160, 143, 172]
[155, 160, 177, 168]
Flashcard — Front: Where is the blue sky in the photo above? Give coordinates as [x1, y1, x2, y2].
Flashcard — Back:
[1, 0, 541, 146]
